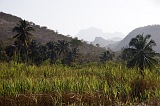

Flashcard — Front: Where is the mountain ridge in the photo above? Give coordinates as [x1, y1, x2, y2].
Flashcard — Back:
[75, 27, 125, 41]
[114, 25, 160, 52]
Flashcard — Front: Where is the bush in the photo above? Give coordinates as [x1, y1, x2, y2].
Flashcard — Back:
[130, 77, 156, 102]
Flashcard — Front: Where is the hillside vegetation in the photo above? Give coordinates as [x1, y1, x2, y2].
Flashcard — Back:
[0, 12, 105, 59]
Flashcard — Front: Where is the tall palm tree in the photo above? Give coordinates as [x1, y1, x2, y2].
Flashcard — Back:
[12, 20, 34, 63]
[124, 34, 159, 72]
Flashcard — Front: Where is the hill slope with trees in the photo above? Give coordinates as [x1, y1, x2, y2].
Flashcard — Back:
[0, 12, 105, 63]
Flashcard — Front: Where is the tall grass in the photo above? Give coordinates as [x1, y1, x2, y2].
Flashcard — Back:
[0, 61, 160, 105]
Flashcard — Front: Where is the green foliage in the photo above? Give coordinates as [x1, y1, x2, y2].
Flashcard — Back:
[123, 34, 159, 72]
[5, 45, 17, 61]
[0, 62, 160, 105]
[46, 41, 58, 65]
[28, 40, 47, 65]
[0, 42, 7, 61]
[99, 50, 113, 63]
[1, 19, 105, 66]
[12, 20, 34, 63]
[56, 40, 69, 58]
[12, 20, 34, 45]
[70, 37, 83, 48]
[62, 47, 80, 66]
[121, 47, 133, 61]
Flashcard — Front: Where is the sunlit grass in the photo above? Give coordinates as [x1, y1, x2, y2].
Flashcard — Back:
[0, 61, 160, 105]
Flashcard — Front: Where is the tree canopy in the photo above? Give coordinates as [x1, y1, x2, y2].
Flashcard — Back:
[123, 34, 159, 72]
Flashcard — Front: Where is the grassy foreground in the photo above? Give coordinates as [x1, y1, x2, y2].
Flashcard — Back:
[0, 62, 160, 106]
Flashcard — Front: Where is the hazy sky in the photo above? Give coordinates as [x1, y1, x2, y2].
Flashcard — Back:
[0, 0, 160, 38]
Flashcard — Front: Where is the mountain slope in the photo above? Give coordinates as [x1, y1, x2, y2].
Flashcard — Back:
[0, 12, 105, 59]
[114, 25, 160, 52]
[0, 12, 70, 45]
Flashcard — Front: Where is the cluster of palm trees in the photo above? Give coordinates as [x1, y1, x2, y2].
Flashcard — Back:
[0, 19, 159, 71]
[0, 20, 82, 66]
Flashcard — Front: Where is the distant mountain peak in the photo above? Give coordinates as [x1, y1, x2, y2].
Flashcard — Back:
[75, 27, 125, 41]
[95, 37, 105, 40]
[92, 36, 120, 48]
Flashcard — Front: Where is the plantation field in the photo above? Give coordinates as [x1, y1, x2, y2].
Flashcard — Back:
[0, 62, 160, 106]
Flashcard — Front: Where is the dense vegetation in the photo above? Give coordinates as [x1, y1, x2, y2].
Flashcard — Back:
[0, 62, 160, 105]
[0, 12, 105, 62]
[0, 20, 160, 105]
[0, 19, 106, 66]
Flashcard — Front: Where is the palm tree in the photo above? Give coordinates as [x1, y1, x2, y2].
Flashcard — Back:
[0, 42, 7, 61]
[62, 47, 80, 66]
[28, 40, 41, 65]
[124, 34, 159, 72]
[12, 20, 34, 63]
[46, 41, 58, 64]
[28, 40, 47, 66]
[99, 50, 113, 63]
[5, 45, 17, 62]
[13, 20, 34, 46]
[56, 40, 69, 58]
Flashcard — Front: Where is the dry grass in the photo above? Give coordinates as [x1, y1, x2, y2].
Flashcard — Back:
[0, 92, 159, 106]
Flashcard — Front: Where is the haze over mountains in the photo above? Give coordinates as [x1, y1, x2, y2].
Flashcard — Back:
[75, 27, 125, 48]
[75, 25, 160, 53]
[75, 27, 125, 42]
[114, 25, 160, 53]
[1, 12, 160, 53]
[92, 37, 116, 47]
